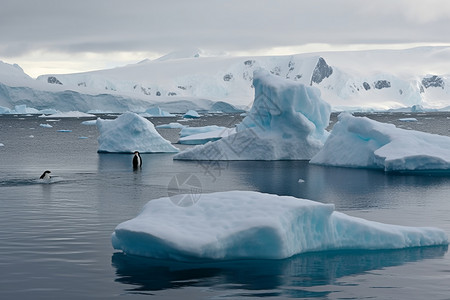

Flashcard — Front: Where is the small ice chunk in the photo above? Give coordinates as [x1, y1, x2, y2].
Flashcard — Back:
[183, 110, 200, 118]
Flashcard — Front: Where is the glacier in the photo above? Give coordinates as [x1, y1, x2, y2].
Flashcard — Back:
[111, 191, 448, 261]
[96, 112, 179, 153]
[174, 69, 331, 160]
[310, 112, 450, 172]
[3, 47, 450, 113]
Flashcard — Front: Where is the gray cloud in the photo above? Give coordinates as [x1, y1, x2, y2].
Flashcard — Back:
[1, 0, 450, 58]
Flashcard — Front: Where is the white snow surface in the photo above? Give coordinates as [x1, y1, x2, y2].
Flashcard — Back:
[96, 112, 179, 153]
[4, 47, 450, 112]
[310, 112, 450, 171]
[111, 191, 448, 261]
[174, 69, 331, 160]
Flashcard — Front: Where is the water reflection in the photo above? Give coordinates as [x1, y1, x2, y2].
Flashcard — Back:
[225, 161, 450, 210]
[112, 245, 447, 298]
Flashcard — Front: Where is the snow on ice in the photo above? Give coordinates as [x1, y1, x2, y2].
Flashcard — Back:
[111, 191, 448, 261]
[310, 112, 450, 171]
[174, 69, 331, 160]
[96, 112, 179, 153]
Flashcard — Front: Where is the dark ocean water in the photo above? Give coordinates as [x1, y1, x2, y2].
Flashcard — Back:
[0, 112, 450, 299]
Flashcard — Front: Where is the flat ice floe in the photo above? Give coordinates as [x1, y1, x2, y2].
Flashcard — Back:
[97, 112, 179, 153]
[179, 127, 236, 145]
[40, 111, 96, 118]
[174, 69, 331, 160]
[311, 112, 450, 171]
[111, 191, 448, 261]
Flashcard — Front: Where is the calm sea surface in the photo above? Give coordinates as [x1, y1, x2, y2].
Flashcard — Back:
[0, 112, 450, 299]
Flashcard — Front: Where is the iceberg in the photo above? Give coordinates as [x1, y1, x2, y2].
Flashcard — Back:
[156, 122, 186, 129]
[40, 111, 96, 118]
[179, 125, 228, 138]
[97, 112, 179, 153]
[174, 69, 331, 160]
[111, 191, 448, 261]
[179, 127, 236, 145]
[13, 105, 40, 114]
[0, 106, 12, 114]
[81, 119, 97, 125]
[143, 106, 175, 117]
[183, 110, 200, 118]
[310, 112, 450, 171]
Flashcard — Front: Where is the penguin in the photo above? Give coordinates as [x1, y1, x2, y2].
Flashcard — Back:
[132, 151, 142, 168]
[40, 170, 51, 180]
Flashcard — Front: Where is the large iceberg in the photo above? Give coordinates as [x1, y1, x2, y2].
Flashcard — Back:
[310, 112, 450, 171]
[111, 191, 448, 261]
[97, 112, 179, 153]
[174, 69, 331, 160]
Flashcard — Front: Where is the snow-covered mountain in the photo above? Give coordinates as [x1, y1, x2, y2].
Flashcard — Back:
[2, 46, 450, 113]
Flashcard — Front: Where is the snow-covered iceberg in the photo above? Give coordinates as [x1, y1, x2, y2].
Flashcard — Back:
[310, 112, 450, 172]
[174, 69, 331, 160]
[97, 112, 179, 153]
[111, 191, 448, 261]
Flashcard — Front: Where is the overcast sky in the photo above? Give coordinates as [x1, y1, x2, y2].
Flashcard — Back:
[2, 0, 450, 77]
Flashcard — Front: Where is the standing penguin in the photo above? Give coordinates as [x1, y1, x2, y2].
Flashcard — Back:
[40, 170, 51, 180]
[132, 151, 142, 168]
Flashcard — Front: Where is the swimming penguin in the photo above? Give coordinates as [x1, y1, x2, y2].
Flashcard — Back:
[40, 170, 51, 180]
[132, 151, 142, 168]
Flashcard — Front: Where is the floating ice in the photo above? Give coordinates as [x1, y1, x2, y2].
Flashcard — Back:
[179, 127, 236, 145]
[40, 111, 96, 118]
[39, 123, 53, 128]
[111, 191, 448, 261]
[311, 112, 450, 171]
[156, 122, 186, 129]
[57, 129, 72, 132]
[143, 107, 175, 117]
[0, 143, 4, 147]
[97, 112, 179, 153]
[174, 69, 331, 160]
[81, 120, 98, 125]
[180, 125, 227, 138]
[399, 118, 418, 122]
[183, 110, 200, 118]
